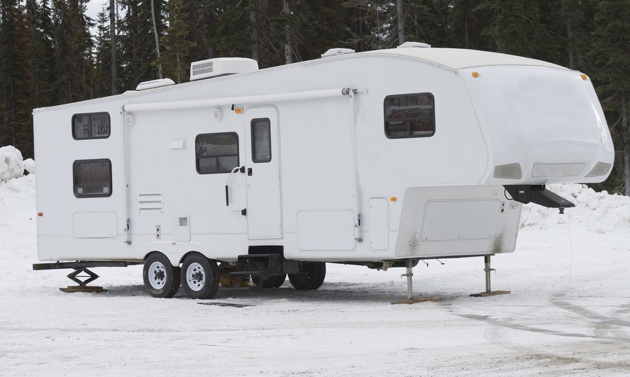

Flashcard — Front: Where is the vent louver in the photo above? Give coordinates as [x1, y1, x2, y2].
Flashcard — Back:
[138, 192, 163, 215]
[190, 58, 258, 81]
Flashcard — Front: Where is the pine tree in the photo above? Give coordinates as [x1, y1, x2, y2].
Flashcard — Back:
[292, 0, 350, 60]
[25, 0, 55, 109]
[560, 0, 597, 71]
[402, 0, 453, 47]
[450, 0, 495, 50]
[118, 0, 167, 90]
[591, 0, 630, 195]
[93, 9, 114, 97]
[343, 0, 394, 51]
[158, 0, 196, 83]
[484, 0, 540, 57]
[0, 1, 35, 157]
[51, 0, 93, 104]
[184, 0, 222, 62]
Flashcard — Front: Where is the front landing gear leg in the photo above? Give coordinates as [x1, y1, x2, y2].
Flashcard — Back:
[59, 268, 106, 293]
[391, 259, 439, 305]
[470, 255, 510, 297]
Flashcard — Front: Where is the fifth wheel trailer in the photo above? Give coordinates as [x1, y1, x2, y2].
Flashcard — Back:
[32, 44, 614, 299]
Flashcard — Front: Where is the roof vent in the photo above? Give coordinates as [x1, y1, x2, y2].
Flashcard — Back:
[190, 57, 258, 81]
[135, 78, 175, 91]
[321, 48, 355, 58]
[397, 41, 431, 48]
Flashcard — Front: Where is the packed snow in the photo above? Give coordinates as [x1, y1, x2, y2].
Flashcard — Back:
[1, 151, 629, 376]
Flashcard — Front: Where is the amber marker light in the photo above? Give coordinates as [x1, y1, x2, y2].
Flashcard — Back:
[581, 73, 588, 80]
[390, 197, 398, 202]
[472, 71, 480, 78]
[234, 107, 244, 114]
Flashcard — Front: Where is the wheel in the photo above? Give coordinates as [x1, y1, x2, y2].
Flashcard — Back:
[253, 274, 286, 288]
[180, 253, 220, 299]
[143, 253, 180, 298]
[288, 262, 326, 290]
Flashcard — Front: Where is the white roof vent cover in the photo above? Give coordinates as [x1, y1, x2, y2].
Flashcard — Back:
[321, 48, 355, 58]
[190, 57, 258, 81]
[136, 78, 175, 91]
[397, 41, 431, 48]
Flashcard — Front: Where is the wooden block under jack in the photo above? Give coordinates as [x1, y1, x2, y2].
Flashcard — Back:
[60, 286, 107, 293]
[391, 298, 440, 305]
[469, 290, 511, 297]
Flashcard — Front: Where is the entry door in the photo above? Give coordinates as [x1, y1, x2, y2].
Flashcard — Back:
[245, 108, 282, 239]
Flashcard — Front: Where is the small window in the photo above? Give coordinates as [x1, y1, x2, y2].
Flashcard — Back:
[196, 132, 239, 174]
[251, 118, 271, 163]
[73, 159, 112, 198]
[72, 112, 111, 140]
[384, 93, 435, 138]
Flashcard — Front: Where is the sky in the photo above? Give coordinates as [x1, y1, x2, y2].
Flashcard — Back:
[86, 0, 108, 21]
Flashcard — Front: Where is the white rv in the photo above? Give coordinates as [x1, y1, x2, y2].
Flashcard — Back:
[33, 44, 614, 299]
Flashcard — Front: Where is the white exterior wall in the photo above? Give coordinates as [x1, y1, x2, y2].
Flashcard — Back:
[33, 48, 613, 265]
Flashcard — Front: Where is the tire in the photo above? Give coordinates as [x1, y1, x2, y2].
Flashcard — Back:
[143, 253, 180, 298]
[288, 262, 326, 291]
[180, 253, 220, 299]
[253, 274, 286, 288]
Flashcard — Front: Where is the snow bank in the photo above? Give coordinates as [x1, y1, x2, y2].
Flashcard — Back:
[0, 145, 31, 183]
[520, 183, 630, 234]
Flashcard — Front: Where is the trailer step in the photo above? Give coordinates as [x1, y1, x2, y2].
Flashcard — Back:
[231, 254, 284, 280]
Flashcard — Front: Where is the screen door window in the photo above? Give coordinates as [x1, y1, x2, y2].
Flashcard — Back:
[251, 118, 271, 163]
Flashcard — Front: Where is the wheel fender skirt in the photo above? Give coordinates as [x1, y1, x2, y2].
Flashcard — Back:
[504, 185, 575, 208]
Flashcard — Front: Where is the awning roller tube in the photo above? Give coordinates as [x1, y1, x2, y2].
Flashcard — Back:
[123, 88, 356, 113]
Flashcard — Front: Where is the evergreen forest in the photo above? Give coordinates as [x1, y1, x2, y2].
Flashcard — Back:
[1, 0, 629, 194]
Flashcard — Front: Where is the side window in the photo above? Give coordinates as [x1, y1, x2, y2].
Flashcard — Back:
[384, 93, 435, 138]
[73, 159, 112, 198]
[72, 112, 111, 140]
[251, 118, 271, 163]
[196, 132, 239, 174]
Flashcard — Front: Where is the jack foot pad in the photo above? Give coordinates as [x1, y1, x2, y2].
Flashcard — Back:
[391, 298, 440, 305]
[470, 290, 511, 297]
[60, 286, 107, 293]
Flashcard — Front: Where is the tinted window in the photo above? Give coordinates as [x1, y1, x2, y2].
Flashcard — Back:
[196, 133, 239, 174]
[72, 112, 111, 140]
[251, 118, 271, 163]
[73, 159, 112, 198]
[384, 93, 435, 138]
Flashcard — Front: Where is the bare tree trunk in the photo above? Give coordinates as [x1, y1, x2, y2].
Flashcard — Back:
[622, 95, 630, 196]
[397, 0, 404, 45]
[150, 0, 163, 79]
[563, 3, 575, 70]
[250, 7, 258, 61]
[109, 0, 117, 94]
[283, 0, 292, 64]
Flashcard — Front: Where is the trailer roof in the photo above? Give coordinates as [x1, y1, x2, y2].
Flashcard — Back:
[366, 47, 566, 71]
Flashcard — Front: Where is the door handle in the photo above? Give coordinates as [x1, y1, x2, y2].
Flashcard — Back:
[225, 166, 244, 207]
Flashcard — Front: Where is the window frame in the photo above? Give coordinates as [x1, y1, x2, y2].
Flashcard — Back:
[195, 132, 240, 174]
[72, 112, 111, 140]
[384, 92, 436, 139]
[72, 159, 113, 198]
[251, 118, 272, 163]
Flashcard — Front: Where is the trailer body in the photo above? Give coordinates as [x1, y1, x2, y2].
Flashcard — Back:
[33, 46, 614, 297]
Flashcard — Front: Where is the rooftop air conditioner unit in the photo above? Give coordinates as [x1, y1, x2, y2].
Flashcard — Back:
[190, 58, 259, 81]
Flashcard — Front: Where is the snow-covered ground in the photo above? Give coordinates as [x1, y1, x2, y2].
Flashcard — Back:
[1, 149, 629, 376]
